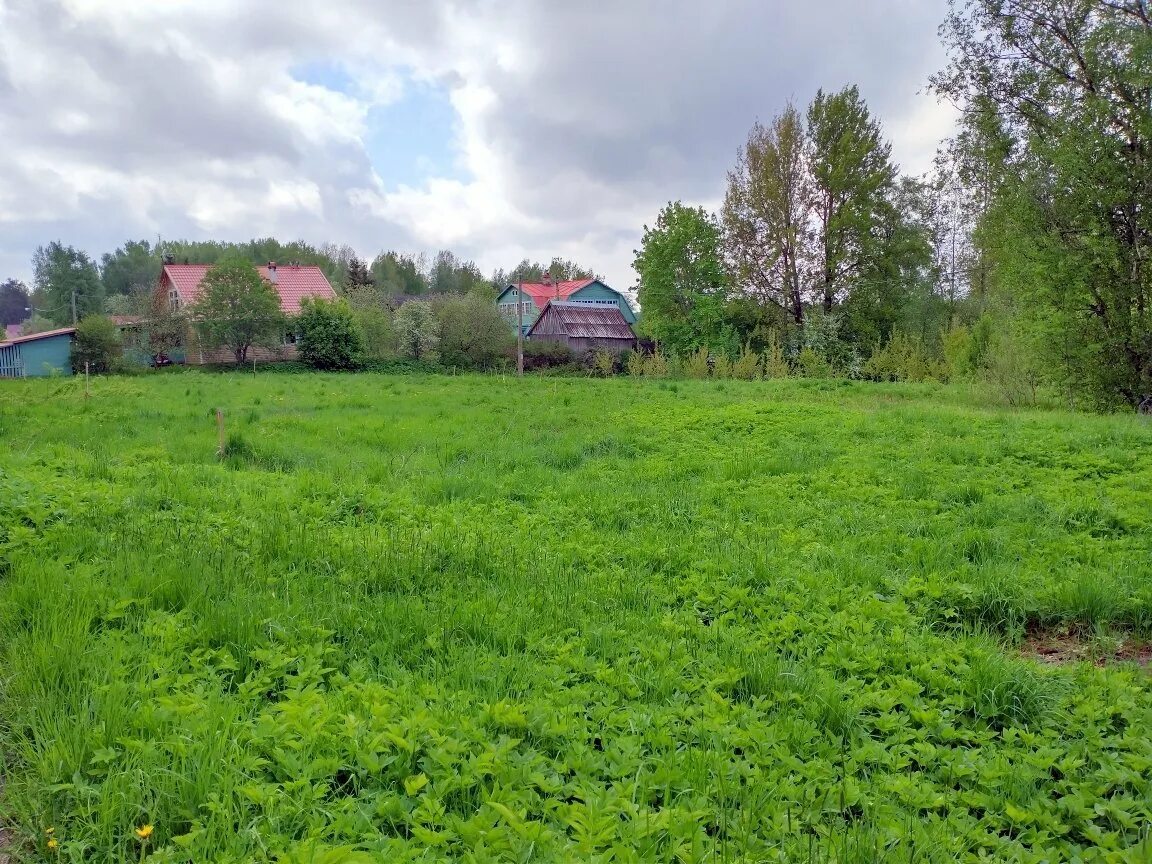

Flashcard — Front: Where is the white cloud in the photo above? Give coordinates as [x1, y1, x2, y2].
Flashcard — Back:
[0, 0, 957, 291]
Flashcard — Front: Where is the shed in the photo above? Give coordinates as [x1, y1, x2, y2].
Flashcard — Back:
[526, 301, 637, 354]
[0, 327, 77, 378]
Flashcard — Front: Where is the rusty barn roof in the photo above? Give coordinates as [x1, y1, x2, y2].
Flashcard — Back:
[528, 301, 635, 340]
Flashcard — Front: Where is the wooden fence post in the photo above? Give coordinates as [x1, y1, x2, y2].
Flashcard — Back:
[216, 409, 226, 458]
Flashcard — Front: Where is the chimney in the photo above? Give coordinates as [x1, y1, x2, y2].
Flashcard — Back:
[267, 261, 278, 284]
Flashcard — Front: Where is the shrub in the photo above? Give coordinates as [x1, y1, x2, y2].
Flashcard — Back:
[353, 305, 396, 360]
[434, 295, 515, 370]
[522, 340, 575, 371]
[393, 301, 439, 361]
[732, 346, 762, 380]
[684, 348, 711, 379]
[796, 347, 833, 378]
[591, 351, 616, 377]
[862, 333, 946, 383]
[70, 315, 122, 373]
[762, 331, 791, 379]
[641, 351, 670, 378]
[942, 321, 973, 379]
[712, 352, 733, 379]
[625, 349, 645, 376]
[296, 298, 365, 370]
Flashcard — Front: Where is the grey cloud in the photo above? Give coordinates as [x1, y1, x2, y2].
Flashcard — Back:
[0, 0, 951, 290]
[479, 0, 945, 209]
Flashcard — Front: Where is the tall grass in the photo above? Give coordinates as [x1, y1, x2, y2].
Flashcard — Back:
[0, 373, 1150, 861]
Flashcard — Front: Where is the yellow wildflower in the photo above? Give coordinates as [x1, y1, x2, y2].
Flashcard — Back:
[47, 838, 59, 851]
[45, 827, 54, 835]
[135, 824, 154, 841]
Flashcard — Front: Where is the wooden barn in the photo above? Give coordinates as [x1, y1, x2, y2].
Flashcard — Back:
[527, 301, 637, 353]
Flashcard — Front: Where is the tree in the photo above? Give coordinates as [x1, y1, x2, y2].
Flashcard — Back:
[345, 257, 374, 293]
[634, 202, 731, 355]
[32, 242, 103, 325]
[101, 240, 162, 298]
[0, 279, 30, 325]
[393, 300, 439, 360]
[70, 315, 122, 373]
[371, 252, 429, 296]
[842, 177, 942, 350]
[722, 106, 809, 326]
[192, 258, 286, 363]
[296, 298, 365, 370]
[806, 86, 897, 314]
[434, 294, 514, 369]
[933, 0, 1152, 405]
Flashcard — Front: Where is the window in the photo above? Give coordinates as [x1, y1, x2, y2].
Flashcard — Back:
[169, 289, 180, 311]
[283, 331, 297, 345]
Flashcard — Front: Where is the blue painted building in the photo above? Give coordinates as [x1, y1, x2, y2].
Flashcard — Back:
[0, 328, 76, 378]
[496, 279, 637, 335]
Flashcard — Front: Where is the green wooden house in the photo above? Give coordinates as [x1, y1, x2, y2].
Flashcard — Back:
[496, 279, 636, 335]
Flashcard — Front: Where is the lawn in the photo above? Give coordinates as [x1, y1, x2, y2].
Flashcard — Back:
[1, 373, 1150, 862]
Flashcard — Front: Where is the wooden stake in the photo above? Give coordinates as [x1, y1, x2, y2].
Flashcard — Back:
[84, 361, 90, 399]
[216, 408, 226, 458]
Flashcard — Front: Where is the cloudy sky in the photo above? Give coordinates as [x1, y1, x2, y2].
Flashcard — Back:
[0, 0, 955, 290]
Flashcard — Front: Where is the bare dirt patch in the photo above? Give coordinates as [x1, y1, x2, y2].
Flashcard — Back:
[1022, 625, 1152, 668]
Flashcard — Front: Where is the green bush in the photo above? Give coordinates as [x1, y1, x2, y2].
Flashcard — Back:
[393, 301, 439, 361]
[70, 314, 122, 373]
[522, 340, 575, 370]
[296, 298, 365, 370]
[861, 333, 946, 383]
[434, 295, 515, 370]
[684, 348, 711, 379]
[796, 346, 833, 378]
[353, 305, 397, 360]
[762, 331, 791, 379]
[731, 346, 762, 380]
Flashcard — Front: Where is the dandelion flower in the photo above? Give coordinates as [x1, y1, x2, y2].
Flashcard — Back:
[45, 827, 55, 835]
[135, 824, 154, 840]
[47, 838, 59, 851]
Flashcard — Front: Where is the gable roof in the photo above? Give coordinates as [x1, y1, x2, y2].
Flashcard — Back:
[0, 326, 76, 347]
[500, 279, 597, 311]
[527, 301, 635, 340]
[162, 263, 337, 314]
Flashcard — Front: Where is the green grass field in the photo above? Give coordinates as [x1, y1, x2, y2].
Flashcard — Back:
[1, 373, 1151, 862]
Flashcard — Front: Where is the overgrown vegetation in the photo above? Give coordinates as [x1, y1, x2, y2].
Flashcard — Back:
[1, 374, 1149, 862]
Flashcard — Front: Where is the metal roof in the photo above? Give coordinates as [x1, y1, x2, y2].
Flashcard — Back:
[527, 301, 636, 340]
[503, 279, 596, 310]
[0, 326, 76, 347]
[162, 264, 337, 314]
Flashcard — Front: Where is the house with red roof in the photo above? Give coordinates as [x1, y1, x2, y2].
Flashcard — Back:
[495, 278, 637, 335]
[155, 261, 337, 364]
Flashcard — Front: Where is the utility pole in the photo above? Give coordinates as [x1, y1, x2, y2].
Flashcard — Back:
[71, 289, 77, 325]
[516, 275, 524, 376]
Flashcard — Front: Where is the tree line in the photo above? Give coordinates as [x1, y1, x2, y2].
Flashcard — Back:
[635, 0, 1152, 409]
[1, 237, 596, 332]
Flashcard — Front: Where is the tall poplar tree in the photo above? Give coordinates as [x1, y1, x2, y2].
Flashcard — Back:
[722, 105, 809, 326]
[806, 85, 897, 314]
